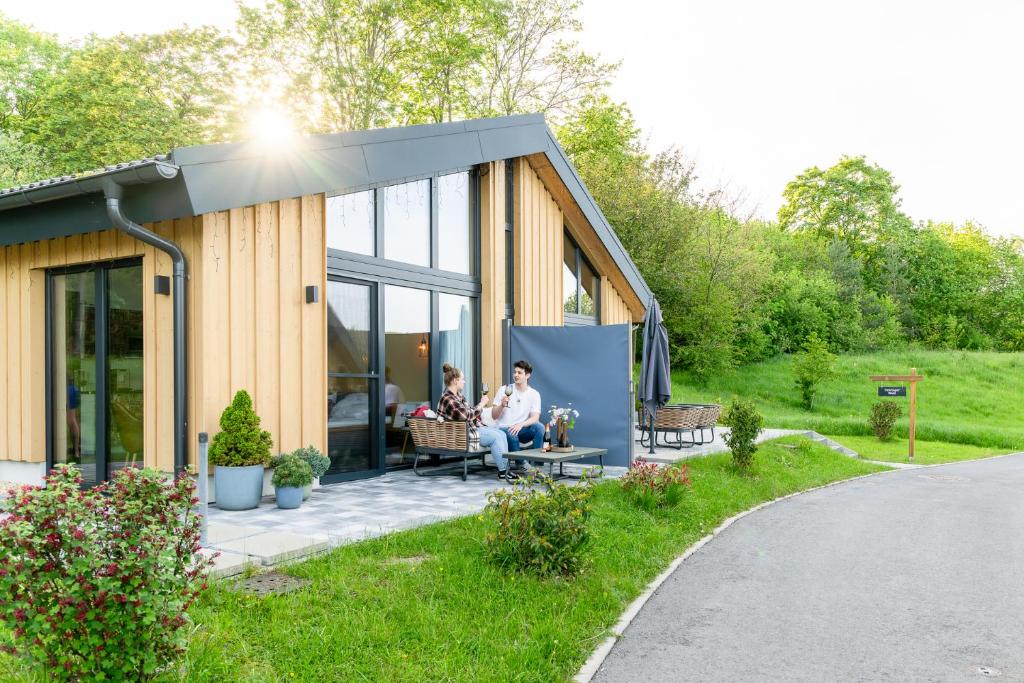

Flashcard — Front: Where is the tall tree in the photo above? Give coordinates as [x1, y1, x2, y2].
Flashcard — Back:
[6, 26, 237, 177]
[0, 12, 64, 129]
[778, 155, 912, 247]
[238, 0, 413, 132]
[237, 0, 615, 131]
[473, 0, 615, 121]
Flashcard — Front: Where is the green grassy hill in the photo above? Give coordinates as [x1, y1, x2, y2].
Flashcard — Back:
[670, 350, 1024, 450]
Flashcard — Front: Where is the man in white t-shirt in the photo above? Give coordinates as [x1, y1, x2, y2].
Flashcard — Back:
[491, 359, 545, 459]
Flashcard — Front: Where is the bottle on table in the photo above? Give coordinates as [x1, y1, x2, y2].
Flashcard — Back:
[543, 424, 551, 452]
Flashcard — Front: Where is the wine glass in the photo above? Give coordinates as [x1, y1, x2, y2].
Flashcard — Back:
[481, 382, 490, 396]
[503, 384, 514, 407]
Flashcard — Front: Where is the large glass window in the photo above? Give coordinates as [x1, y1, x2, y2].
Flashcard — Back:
[579, 259, 597, 316]
[326, 190, 375, 256]
[563, 231, 599, 320]
[326, 279, 376, 478]
[50, 261, 143, 485]
[384, 179, 430, 267]
[384, 285, 431, 466]
[327, 281, 372, 374]
[439, 294, 476, 396]
[563, 232, 579, 314]
[327, 376, 373, 475]
[437, 172, 472, 274]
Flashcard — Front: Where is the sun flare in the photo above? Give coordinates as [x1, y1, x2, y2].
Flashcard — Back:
[247, 107, 297, 149]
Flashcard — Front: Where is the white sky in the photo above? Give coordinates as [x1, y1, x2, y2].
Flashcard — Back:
[3, 0, 1022, 237]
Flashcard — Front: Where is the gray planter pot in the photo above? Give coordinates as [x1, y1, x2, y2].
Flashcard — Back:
[302, 477, 321, 501]
[214, 465, 264, 511]
[276, 486, 303, 509]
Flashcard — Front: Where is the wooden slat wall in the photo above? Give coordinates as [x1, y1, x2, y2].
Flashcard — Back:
[478, 161, 506, 393]
[0, 223, 200, 467]
[513, 158, 564, 326]
[600, 275, 632, 326]
[0, 194, 326, 470]
[196, 197, 326, 460]
[524, 153, 645, 321]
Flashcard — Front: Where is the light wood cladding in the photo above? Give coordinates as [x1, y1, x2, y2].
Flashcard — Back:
[0, 222, 202, 468]
[0, 196, 327, 471]
[198, 197, 326, 463]
[525, 153, 644, 320]
[600, 275, 632, 326]
[512, 158, 564, 327]
[478, 161, 506, 394]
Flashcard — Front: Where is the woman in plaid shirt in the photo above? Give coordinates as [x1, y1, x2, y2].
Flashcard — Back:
[438, 363, 518, 481]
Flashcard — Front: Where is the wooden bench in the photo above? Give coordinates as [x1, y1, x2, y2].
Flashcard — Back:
[407, 417, 490, 481]
[639, 403, 722, 450]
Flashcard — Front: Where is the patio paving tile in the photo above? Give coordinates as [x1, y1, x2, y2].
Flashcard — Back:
[214, 530, 330, 566]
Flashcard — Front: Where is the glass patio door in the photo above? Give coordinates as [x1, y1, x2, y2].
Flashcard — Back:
[325, 277, 380, 481]
[49, 259, 144, 485]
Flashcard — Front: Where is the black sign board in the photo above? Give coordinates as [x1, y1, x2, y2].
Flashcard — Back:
[878, 386, 907, 397]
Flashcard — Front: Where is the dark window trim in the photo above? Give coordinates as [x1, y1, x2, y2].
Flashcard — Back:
[46, 257, 144, 483]
[323, 275, 383, 484]
[564, 312, 600, 327]
[328, 166, 478, 279]
[327, 252, 480, 296]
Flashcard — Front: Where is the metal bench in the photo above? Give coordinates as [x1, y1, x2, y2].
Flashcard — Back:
[407, 417, 490, 481]
[639, 403, 722, 450]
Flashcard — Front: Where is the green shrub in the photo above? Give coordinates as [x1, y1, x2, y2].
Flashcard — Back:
[792, 332, 836, 410]
[209, 390, 273, 467]
[0, 466, 213, 680]
[271, 453, 313, 488]
[485, 473, 593, 576]
[869, 401, 903, 441]
[722, 398, 764, 471]
[293, 445, 330, 479]
[621, 459, 691, 511]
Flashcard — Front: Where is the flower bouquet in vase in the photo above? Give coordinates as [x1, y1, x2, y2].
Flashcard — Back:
[548, 404, 580, 452]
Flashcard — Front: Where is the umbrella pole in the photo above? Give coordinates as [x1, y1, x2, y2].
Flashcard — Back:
[648, 408, 656, 455]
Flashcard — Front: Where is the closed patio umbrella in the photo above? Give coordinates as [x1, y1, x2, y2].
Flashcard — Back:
[638, 297, 671, 455]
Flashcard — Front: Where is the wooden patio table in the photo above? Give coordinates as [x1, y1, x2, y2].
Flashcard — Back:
[515, 446, 607, 480]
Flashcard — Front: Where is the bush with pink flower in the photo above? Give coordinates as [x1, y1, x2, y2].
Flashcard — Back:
[0, 465, 214, 680]
[621, 458, 692, 511]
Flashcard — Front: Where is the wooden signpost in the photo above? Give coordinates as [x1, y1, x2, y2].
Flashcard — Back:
[870, 368, 923, 460]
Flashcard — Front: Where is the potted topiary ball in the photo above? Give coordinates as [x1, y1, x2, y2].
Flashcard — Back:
[209, 390, 274, 510]
[293, 445, 330, 500]
[272, 453, 313, 510]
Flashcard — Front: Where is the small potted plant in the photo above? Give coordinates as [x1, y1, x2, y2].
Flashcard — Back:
[293, 445, 330, 500]
[271, 453, 313, 510]
[210, 390, 273, 510]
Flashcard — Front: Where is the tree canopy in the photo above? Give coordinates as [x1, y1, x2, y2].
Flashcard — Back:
[1, 6, 1022, 373]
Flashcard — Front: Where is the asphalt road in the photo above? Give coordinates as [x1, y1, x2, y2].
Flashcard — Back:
[592, 453, 1024, 682]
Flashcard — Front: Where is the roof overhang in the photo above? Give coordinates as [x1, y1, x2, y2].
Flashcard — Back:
[0, 114, 651, 310]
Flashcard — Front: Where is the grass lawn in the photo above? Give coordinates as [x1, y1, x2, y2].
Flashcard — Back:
[824, 434, 1017, 466]
[0, 436, 885, 682]
[669, 349, 1024, 450]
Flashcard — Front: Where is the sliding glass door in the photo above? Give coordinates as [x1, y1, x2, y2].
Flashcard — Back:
[325, 277, 380, 482]
[49, 259, 144, 485]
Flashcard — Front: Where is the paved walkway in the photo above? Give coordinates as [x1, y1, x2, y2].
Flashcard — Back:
[592, 453, 1024, 682]
[634, 427, 804, 463]
[202, 462, 627, 575]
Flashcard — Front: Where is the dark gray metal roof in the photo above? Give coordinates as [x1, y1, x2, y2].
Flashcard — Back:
[0, 114, 650, 306]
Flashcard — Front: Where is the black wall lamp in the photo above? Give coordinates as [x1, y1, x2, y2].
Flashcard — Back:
[305, 285, 319, 304]
[154, 275, 170, 296]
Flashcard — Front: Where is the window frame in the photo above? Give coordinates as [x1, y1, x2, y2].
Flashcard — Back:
[562, 230, 600, 325]
[326, 166, 479, 278]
